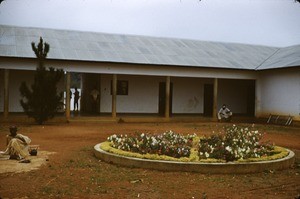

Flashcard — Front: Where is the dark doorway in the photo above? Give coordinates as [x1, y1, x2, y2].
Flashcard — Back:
[159, 82, 173, 116]
[81, 73, 101, 114]
[203, 84, 213, 117]
[247, 80, 255, 116]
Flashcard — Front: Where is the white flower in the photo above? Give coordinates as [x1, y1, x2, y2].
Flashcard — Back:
[246, 147, 250, 153]
[205, 152, 210, 158]
[225, 146, 232, 152]
[238, 148, 242, 153]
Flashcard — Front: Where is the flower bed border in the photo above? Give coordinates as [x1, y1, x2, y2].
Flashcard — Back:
[94, 143, 295, 174]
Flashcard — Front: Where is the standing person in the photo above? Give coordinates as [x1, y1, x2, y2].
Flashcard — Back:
[218, 104, 233, 122]
[1, 126, 31, 163]
[74, 87, 80, 111]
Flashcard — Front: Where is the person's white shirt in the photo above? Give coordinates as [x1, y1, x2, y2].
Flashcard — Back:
[90, 89, 100, 101]
[218, 105, 232, 120]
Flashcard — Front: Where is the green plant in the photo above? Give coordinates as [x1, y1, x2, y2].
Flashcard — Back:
[107, 131, 196, 158]
[198, 125, 274, 161]
[19, 37, 64, 124]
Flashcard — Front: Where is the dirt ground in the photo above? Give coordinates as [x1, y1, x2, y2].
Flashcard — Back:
[0, 122, 299, 199]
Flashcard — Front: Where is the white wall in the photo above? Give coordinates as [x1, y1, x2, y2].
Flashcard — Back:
[100, 75, 164, 113]
[172, 77, 212, 114]
[5, 70, 65, 112]
[9, 70, 35, 112]
[99, 75, 252, 114]
[257, 68, 300, 119]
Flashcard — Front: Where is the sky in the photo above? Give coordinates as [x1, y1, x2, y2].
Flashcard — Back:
[0, 0, 299, 47]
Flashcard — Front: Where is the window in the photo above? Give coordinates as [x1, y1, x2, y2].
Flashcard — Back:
[111, 80, 128, 95]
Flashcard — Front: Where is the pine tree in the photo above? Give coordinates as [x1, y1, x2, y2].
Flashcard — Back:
[19, 37, 64, 124]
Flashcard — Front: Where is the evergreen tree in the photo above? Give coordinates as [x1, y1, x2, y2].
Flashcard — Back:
[19, 37, 64, 124]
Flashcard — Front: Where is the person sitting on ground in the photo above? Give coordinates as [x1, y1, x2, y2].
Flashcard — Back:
[218, 104, 233, 122]
[1, 126, 31, 163]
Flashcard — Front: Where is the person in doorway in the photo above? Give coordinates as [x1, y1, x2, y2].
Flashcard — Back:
[73, 87, 80, 111]
[218, 104, 233, 122]
[90, 87, 100, 114]
[0, 126, 31, 163]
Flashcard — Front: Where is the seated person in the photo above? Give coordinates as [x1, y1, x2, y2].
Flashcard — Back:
[218, 104, 233, 122]
[1, 126, 31, 163]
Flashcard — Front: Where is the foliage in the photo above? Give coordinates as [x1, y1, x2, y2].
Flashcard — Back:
[198, 125, 274, 162]
[19, 37, 64, 125]
[104, 125, 289, 163]
[107, 131, 196, 158]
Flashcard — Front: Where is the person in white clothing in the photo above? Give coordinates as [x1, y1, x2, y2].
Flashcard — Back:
[1, 126, 31, 163]
[218, 104, 232, 122]
[90, 87, 100, 114]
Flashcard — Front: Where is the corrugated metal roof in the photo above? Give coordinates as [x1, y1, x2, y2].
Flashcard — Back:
[0, 25, 299, 70]
[257, 45, 300, 70]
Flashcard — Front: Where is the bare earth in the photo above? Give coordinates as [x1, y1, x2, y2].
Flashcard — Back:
[0, 122, 299, 199]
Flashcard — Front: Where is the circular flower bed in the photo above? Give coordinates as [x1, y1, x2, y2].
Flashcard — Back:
[101, 125, 289, 163]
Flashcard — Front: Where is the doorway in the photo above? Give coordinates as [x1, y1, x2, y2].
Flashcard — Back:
[81, 73, 101, 114]
[158, 82, 173, 116]
[203, 84, 213, 117]
[246, 80, 255, 116]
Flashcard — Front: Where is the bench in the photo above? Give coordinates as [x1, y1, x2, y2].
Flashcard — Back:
[267, 114, 293, 126]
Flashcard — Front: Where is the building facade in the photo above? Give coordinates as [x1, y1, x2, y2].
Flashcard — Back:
[0, 25, 299, 121]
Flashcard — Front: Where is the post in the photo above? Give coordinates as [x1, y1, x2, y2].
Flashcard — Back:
[112, 74, 117, 118]
[255, 78, 261, 118]
[4, 69, 9, 119]
[165, 76, 170, 118]
[65, 72, 71, 120]
[213, 78, 218, 121]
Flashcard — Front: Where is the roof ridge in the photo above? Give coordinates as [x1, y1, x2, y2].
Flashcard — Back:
[255, 48, 281, 70]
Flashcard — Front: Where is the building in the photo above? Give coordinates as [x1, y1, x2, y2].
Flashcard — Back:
[0, 25, 299, 122]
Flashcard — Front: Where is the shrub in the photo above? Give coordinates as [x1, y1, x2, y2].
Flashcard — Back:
[19, 37, 64, 124]
[107, 131, 196, 158]
[198, 125, 274, 161]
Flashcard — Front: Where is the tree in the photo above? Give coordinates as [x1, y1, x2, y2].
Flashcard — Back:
[19, 37, 64, 125]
